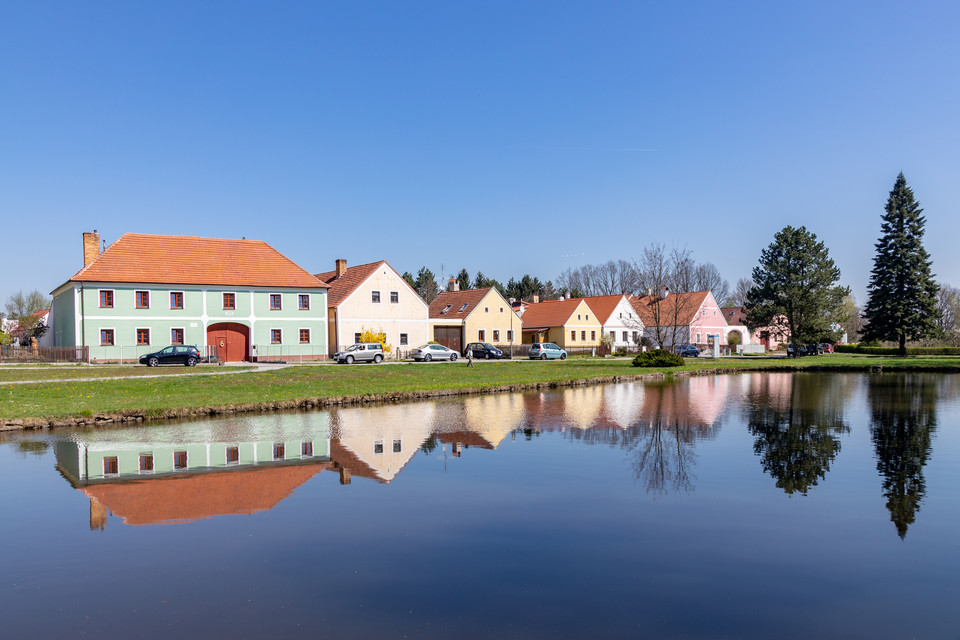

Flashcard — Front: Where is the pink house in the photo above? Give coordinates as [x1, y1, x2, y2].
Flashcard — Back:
[631, 289, 729, 349]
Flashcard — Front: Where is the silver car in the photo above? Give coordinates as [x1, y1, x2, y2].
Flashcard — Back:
[333, 343, 384, 364]
[411, 344, 459, 362]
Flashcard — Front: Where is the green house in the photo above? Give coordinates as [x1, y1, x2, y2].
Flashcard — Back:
[50, 231, 329, 362]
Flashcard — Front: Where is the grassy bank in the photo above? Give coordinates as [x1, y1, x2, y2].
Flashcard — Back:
[3, 354, 960, 426]
[0, 365, 255, 383]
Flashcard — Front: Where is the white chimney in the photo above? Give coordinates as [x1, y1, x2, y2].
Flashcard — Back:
[660, 286, 669, 300]
[448, 278, 459, 292]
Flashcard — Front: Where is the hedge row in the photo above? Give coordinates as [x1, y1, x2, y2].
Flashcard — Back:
[835, 345, 960, 355]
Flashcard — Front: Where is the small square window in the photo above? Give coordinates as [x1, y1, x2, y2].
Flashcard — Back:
[390, 291, 399, 303]
[484, 307, 489, 313]
[136, 328, 150, 345]
[226, 446, 240, 464]
[173, 451, 188, 469]
[271, 329, 282, 344]
[223, 293, 236, 310]
[139, 454, 154, 473]
[170, 292, 184, 309]
[99, 290, 114, 308]
[299, 329, 310, 344]
[171, 328, 184, 345]
[301, 442, 313, 457]
[100, 329, 115, 346]
[273, 443, 285, 460]
[136, 291, 150, 309]
[400, 333, 408, 346]
[298, 294, 310, 310]
[270, 294, 282, 310]
[374, 441, 384, 454]
[103, 456, 118, 475]
[371, 290, 381, 303]
[393, 439, 402, 453]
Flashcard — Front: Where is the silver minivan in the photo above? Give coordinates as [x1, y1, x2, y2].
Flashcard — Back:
[334, 343, 384, 364]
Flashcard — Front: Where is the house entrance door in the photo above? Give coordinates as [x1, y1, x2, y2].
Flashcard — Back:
[207, 323, 250, 362]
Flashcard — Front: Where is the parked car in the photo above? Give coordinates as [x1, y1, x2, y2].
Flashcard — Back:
[464, 342, 504, 359]
[334, 343, 384, 364]
[819, 343, 834, 353]
[139, 345, 201, 367]
[675, 345, 700, 357]
[529, 343, 567, 360]
[411, 344, 458, 362]
[804, 344, 824, 356]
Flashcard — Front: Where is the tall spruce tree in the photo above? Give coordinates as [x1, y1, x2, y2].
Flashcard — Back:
[861, 173, 939, 355]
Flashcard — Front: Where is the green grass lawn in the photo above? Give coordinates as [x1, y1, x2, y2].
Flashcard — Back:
[0, 365, 255, 383]
[3, 354, 960, 423]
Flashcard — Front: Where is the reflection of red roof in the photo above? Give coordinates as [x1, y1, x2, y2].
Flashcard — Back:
[69, 233, 327, 288]
[435, 431, 495, 449]
[521, 298, 590, 330]
[81, 463, 328, 526]
[429, 288, 493, 320]
[328, 439, 382, 482]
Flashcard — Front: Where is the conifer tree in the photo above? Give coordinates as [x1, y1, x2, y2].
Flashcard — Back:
[861, 173, 939, 355]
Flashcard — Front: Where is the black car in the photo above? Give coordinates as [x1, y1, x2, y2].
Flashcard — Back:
[464, 342, 505, 359]
[139, 345, 202, 367]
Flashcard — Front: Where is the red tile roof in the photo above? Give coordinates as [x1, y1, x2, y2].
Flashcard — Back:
[630, 291, 710, 326]
[429, 288, 494, 320]
[571, 295, 629, 325]
[520, 298, 591, 329]
[722, 306, 747, 325]
[315, 260, 421, 308]
[69, 233, 326, 289]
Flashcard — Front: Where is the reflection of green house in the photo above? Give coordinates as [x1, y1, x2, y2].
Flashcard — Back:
[55, 415, 334, 527]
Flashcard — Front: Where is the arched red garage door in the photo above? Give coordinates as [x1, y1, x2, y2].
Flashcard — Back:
[207, 323, 250, 362]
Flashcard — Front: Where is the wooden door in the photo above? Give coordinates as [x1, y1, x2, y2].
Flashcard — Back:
[207, 323, 250, 362]
[434, 326, 462, 354]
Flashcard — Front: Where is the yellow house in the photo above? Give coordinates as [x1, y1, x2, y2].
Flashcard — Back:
[429, 285, 523, 354]
[520, 298, 603, 348]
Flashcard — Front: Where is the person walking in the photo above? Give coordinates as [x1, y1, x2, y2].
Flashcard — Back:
[465, 347, 473, 367]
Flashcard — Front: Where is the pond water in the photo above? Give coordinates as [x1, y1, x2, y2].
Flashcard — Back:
[2, 372, 959, 638]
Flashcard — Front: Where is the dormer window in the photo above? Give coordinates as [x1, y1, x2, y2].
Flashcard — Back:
[441, 304, 452, 314]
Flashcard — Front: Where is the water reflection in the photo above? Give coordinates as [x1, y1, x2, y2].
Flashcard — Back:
[867, 374, 941, 538]
[743, 373, 853, 495]
[48, 373, 959, 532]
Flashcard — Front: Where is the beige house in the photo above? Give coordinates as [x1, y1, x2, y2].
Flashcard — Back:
[429, 284, 523, 354]
[520, 298, 603, 348]
[315, 259, 430, 355]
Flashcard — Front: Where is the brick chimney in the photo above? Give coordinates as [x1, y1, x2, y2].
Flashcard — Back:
[83, 230, 101, 267]
[448, 278, 459, 292]
[335, 258, 347, 278]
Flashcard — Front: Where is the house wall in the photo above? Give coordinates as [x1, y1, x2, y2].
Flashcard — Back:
[59, 283, 327, 361]
[462, 289, 523, 347]
[600, 298, 644, 348]
[688, 293, 730, 346]
[331, 267, 430, 354]
[51, 286, 77, 348]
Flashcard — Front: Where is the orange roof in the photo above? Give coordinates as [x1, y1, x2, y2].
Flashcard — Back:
[722, 306, 747, 325]
[630, 291, 710, 326]
[429, 288, 494, 320]
[81, 463, 329, 526]
[314, 260, 421, 308]
[572, 295, 629, 324]
[68, 233, 327, 289]
[520, 298, 592, 330]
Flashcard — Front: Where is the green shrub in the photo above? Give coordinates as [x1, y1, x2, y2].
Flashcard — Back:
[632, 349, 685, 368]
[835, 345, 960, 356]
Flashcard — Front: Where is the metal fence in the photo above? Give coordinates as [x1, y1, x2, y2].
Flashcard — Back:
[0, 345, 89, 363]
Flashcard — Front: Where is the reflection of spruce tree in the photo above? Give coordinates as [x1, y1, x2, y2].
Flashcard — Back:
[868, 375, 938, 539]
[746, 374, 850, 495]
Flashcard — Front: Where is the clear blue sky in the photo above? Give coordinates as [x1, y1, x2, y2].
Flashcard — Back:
[2, 1, 958, 309]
